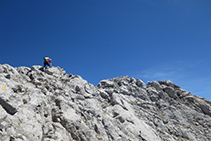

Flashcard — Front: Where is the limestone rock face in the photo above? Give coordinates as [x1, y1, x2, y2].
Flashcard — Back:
[0, 64, 211, 141]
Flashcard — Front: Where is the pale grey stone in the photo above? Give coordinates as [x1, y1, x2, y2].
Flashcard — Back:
[198, 100, 211, 116]
[164, 86, 177, 99]
[136, 79, 146, 88]
[0, 64, 210, 141]
[151, 81, 162, 91]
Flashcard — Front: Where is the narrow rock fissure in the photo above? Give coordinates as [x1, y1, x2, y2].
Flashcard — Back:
[0, 97, 17, 115]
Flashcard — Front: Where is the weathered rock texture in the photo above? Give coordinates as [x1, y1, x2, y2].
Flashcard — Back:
[0, 64, 210, 141]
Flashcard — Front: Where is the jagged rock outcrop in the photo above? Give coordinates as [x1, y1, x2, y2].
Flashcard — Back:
[0, 64, 211, 141]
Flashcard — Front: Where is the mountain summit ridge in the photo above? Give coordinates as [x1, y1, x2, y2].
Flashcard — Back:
[0, 64, 210, 141]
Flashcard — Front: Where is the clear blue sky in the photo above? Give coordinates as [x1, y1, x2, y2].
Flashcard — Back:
[0, 0, 211, 99]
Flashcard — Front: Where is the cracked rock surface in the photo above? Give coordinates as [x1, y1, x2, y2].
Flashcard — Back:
[0, 64, 211, 141]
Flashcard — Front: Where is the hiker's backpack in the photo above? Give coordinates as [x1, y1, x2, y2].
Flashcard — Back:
[44, 57, 51, 62]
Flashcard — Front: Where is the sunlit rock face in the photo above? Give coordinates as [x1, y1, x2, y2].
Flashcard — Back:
[0, 64, 210, 141]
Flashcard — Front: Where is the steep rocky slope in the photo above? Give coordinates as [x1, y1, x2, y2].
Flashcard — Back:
[0, 64, 210, 141]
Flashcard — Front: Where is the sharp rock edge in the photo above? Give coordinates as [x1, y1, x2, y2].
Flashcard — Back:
[0, 64, 211, 141]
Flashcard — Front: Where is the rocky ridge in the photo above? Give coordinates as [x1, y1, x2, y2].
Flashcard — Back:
[0, 64, 211, 141]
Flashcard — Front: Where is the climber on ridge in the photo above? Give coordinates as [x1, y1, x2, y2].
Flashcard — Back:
[43, 56, 52, 70]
